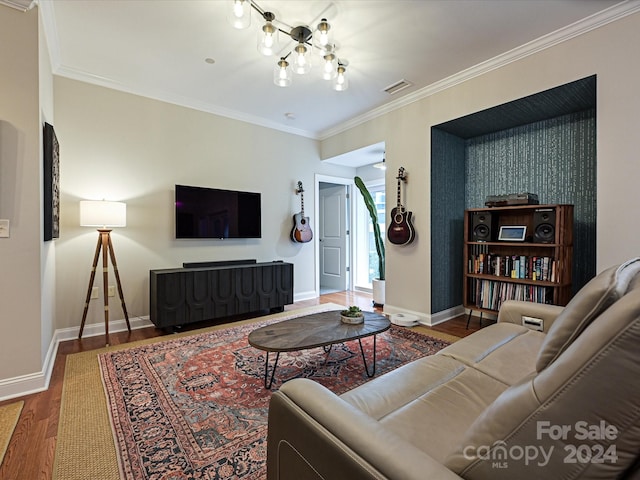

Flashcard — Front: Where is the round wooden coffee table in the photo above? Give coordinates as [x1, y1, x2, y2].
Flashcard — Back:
[248, 310, 390, 388]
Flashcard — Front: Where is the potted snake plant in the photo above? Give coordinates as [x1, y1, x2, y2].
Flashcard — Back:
[354, 176, 385, 306]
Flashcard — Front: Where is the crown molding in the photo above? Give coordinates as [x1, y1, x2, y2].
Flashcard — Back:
[39, 0, 61, 68]
[0, 0, 35, 11]
[39, 1, 318, 139]
[38, 0, 640, 141]
[53, 62, 319, 139]
[318, 0, 640, 140]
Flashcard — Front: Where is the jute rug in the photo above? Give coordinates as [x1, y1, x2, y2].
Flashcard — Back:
[0, 401, 23, 467]
[54, 304, 458, 480]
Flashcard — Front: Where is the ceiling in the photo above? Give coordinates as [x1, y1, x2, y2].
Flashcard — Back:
[37, 0, 635, 143]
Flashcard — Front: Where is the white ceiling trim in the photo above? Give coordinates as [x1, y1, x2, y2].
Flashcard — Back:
[39, 0, 316, 138]
[318, 0, 640, 140]
[54, 64, 318, 139]
[38, 0, 60, 70]
[0, 0, 35, 11]
[38, 0, 640, 141]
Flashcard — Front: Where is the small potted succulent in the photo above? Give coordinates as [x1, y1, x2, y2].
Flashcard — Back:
[340, 305, 365, 324]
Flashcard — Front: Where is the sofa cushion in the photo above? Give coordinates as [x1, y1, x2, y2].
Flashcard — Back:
[270, 378, 463, 480]
[438, 323, 545, 386]
[536, 257, 640, 371]
[340, 354, 467, 419]
[342, 354, 510, 464]
[445, 288, 640, 479]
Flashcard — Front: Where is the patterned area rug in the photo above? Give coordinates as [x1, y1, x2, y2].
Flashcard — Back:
[98, 310, 451, 479]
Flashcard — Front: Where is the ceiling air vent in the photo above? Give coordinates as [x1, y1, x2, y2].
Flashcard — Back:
[0, 0, 35, 11]
[383, 79, 413, 95]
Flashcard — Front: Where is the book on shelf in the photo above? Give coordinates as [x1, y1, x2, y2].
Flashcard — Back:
[469, 278, 553, 311]
[468, 253, 557, 282]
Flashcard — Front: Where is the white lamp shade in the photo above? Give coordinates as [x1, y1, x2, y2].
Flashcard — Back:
[80, 200, 127, 227]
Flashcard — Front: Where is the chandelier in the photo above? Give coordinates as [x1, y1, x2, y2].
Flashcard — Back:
[228, 0, 349, 91]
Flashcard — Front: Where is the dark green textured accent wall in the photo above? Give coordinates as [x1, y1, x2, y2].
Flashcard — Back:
[431, 129, 466, 313]
[430, 77, 597, 314]
[465, 110, 597, 296]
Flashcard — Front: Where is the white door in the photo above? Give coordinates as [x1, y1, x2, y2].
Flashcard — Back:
[319, 184, 349, 292]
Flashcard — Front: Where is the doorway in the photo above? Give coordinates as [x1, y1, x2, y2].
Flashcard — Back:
[317, 177, 351, 294]
[316, 143, 387, 296]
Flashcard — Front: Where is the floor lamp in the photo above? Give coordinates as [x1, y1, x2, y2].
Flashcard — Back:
[78, 200, 131, 346]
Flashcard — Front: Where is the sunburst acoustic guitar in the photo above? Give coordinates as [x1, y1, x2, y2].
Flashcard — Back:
[387, 167, 415, 245]
[291, 181, 313, 243]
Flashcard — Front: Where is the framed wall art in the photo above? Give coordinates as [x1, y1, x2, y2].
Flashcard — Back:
[43, 122, 60, 241]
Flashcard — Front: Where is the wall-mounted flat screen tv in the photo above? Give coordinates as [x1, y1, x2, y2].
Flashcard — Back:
[175, 184, 261, 239]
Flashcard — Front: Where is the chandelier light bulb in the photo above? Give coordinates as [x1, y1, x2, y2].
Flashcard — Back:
[273, 58, 292, 87]
[292, 43, 312, 74]
[314, 18, 332, 53]
[333, 64, 349, 91]
[228, 0, 251, 29]
[322, 53, 337, 80]
[257, 20, 278, 56]
[229, 3, 352, 91]
[233, 1, 244, 17]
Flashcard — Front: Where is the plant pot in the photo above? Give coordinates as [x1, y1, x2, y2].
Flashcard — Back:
[372, 278, 385, 306]
[341, 313, 364, 324]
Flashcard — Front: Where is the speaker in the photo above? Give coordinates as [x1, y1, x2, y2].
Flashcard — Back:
[472, 212, 496, 242]
[533, 208, 556, 243]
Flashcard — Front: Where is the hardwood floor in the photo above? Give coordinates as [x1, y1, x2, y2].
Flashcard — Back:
[0, 291, 484, 480]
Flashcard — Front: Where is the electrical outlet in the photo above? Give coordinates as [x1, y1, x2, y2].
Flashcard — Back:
[108, 286, 115, 297]
[91, 287, 99, 299]
[0, 219, 9, 238]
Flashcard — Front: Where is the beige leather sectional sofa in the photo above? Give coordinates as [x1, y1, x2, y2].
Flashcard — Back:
[267, 258, 640, 479]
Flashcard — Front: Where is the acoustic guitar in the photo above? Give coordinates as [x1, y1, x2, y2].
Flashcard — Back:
[387, 167, 415, 245]
[291, 181, 313, 243]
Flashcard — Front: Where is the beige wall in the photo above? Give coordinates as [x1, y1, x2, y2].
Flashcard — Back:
[321, 12, 640, 321]
[0, 6, 43, 380]
[39, 4, 56, 375]
[53, 78, 356, 331]
[1, 6, 639, 395]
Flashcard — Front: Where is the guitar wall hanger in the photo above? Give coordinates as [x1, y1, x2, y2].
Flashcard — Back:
[290, 181, 313, 243]
[387, 167, 415, 246]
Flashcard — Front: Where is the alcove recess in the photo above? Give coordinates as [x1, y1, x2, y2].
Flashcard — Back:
[430, 75, 596, 316]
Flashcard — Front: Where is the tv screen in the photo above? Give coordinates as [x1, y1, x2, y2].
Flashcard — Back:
[175, 184, 261, 239]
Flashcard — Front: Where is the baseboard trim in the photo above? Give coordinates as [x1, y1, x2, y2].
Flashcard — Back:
[0, 303, 472, 400]
[428, 305, 466, 326]
[0, 371, 49, 402]
[0, 316, 153, 402]
[55, 315, 153, 343]
[294, 290, 317, 302]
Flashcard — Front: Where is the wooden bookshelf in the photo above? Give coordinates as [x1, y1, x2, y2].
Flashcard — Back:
[463, 204, 573, 315]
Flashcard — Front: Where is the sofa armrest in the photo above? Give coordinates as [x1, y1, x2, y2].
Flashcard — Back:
[267, 378, 462, 480]
[498, 300, 564, 332]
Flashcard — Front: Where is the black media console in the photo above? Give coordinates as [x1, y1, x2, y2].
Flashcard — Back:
[149, 260, 294, 329]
